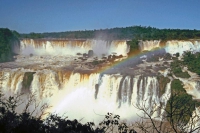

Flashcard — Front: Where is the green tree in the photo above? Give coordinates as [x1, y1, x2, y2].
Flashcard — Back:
[0, 28, 19, 62]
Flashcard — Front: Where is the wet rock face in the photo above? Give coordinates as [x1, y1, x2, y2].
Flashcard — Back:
[95, 84, 99, 99]
[157, 75, 170, 97]
[22, 72, 36, 93]
[88, 50, 94, 57]
[83, 53, 88, 58]
[106, 54, 123, 62]
[76, 53, 82, 56]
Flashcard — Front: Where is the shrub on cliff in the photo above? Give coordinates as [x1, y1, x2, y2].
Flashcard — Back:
[170, 58, 190, 78]
[183, 51, 200, 75]
[127, 39, 139, 55]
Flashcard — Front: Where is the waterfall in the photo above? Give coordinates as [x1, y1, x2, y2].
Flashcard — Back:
[165, 40, 200, 55]
[138, 40, 200, 56]
[0, 68, 171, 122]
[20, 39, 129, 56]
[19, 39, 200, 58]
[139, 40, 160, 51]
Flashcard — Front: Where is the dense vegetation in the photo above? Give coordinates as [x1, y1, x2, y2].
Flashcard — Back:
[166, 79, 200, 126]
[0, 28, 19, 62]
[170, 57, 190, 78]
[169, 51, 200, 77]
[183, 52, 200, 75]
[21, 26, 200, 40]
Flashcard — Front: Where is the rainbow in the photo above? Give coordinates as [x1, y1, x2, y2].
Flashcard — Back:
[95, 46, 166, 74]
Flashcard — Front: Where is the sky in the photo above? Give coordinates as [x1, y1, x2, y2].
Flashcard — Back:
[0, 0, 200, 33]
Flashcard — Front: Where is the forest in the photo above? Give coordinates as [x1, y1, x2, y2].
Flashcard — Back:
[0, 28, 19, 62]
[20, 26, 200, 40]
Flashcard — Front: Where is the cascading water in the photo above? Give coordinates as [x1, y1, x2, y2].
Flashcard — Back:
[139, 40, 160, 51]
[165, 40, 200, 55]
[139, 40, 200, 56]
[20, 39, 129, 56]
[0, 68, 171, 122]
[20, 39, 200, 60]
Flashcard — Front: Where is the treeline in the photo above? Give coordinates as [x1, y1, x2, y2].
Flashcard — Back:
[20, 26, 200, 54]
[0, 28, 20, 62]
[20, 26, 200, 40]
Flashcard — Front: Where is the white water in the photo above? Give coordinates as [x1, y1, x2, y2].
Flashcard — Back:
[20, 39, 129, 57]
[0, 69, 170, 123]
[139, 40, 160, 51]
[20, 39, 200, 57]
[165, 40, 200, 55]
[139, 40, 200, 56]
